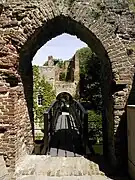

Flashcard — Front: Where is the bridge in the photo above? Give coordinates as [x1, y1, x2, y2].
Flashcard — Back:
[42, 95, 89, 157]
[14, 94, 129, 180]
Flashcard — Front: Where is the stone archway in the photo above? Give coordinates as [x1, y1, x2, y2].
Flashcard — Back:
[0, 0, 135, 177]
[56, 92, 73, 102]
[19, 14, 115, 163]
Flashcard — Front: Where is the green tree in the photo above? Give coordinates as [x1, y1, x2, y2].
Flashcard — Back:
[76, 47, 102, 112]
[33, 65, 56, 125]
[76, 47, 93, 76]
[43, 61, 48, 66]
[57, 60, 65, 68]
[76, 47, 103, 142]
[88, 110, 102, 142]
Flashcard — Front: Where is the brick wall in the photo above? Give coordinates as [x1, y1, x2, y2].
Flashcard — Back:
[0, 0, 135, 177]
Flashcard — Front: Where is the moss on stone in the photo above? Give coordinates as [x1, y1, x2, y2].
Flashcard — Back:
[128, 0, 135, 12]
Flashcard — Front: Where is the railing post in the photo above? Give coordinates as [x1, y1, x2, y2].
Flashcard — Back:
[49, 110, 53, 135]
[79, 110, 82, 134]
[42, 112, 48, 154]
[84, 112, 88, 137]
[83, 112, 88, 154]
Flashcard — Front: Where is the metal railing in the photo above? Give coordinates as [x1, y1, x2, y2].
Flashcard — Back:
[69, 100, 88, 153]
[41, 99, 89, 155]
[42, 100, 61, 154]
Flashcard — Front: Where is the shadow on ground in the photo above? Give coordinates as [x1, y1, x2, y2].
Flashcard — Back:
[49, 129, 84, 156]
[85, 154, 130, 180]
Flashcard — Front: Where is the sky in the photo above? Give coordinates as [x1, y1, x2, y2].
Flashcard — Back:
[32, 33, 87, 66]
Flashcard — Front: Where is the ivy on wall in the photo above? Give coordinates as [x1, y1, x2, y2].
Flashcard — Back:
[33, 65, 56, 126]
[59, 72, 66, 81]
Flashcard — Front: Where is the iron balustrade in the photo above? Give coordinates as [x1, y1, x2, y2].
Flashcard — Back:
[42, 100, 61, 154]
[69, 100, 88, 154]
[42, 99, 89, 155]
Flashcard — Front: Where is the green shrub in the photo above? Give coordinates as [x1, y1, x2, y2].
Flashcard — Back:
[88, 110, 102, 143]
[33, 65, 56, 126]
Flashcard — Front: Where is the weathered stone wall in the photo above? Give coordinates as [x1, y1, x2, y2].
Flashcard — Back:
[38, 53, 80, 96]
[55, 81, 79, 97]
[127, 105, 135, 180]
[0, 155, 9, 179]
[55, 63, 67, 81]
[0, 0, 135, 177]
[74, 54, 80, 82]
[55, 57, 78, 82]
[0, 81, 15, 177]
[0, 79, 33, 178]
[14, 83, 33, 161]
[39, 66, 56, 89]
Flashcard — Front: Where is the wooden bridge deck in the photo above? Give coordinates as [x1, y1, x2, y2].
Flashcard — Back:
[48, 113, 84, 157]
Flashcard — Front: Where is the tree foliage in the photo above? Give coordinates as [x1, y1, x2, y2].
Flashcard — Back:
[88, 110, 102, 142]
[33, 65, 56, 125]
[59, 72, 66, 81]
[57, 60, 65, 68]
[76, 47, 103, 142]
[76, 47, 93, 76]
[76, 47, 102, 112]
[43, 61, 48, 66]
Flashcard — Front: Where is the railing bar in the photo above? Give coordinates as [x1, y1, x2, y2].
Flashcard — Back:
[44, 100, 58, 114]
[69, 115, 76, 157]
[65, 115, 67, 157]
[73, 100, 87, 114]
[128, 158, 135, 167]
[56, 113, 63, 156]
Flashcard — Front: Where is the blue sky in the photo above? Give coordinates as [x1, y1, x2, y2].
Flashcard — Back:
[32, 33, 87, 65]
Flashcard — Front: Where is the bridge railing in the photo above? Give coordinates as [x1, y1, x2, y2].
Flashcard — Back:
[70, 100, 88, 153]
[42, 100, 61, 154]
[42, 98, 88, 155]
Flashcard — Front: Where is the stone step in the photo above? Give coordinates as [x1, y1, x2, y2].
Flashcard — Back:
[15, 155, 129, 180]
[15, 155, 105, 178]
[17, 175, 112, 180]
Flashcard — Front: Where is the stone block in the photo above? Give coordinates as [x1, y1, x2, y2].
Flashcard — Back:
[0, 86, 8, 93]
[114, 105, 124, 110]
[0, 156, 9, 180]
